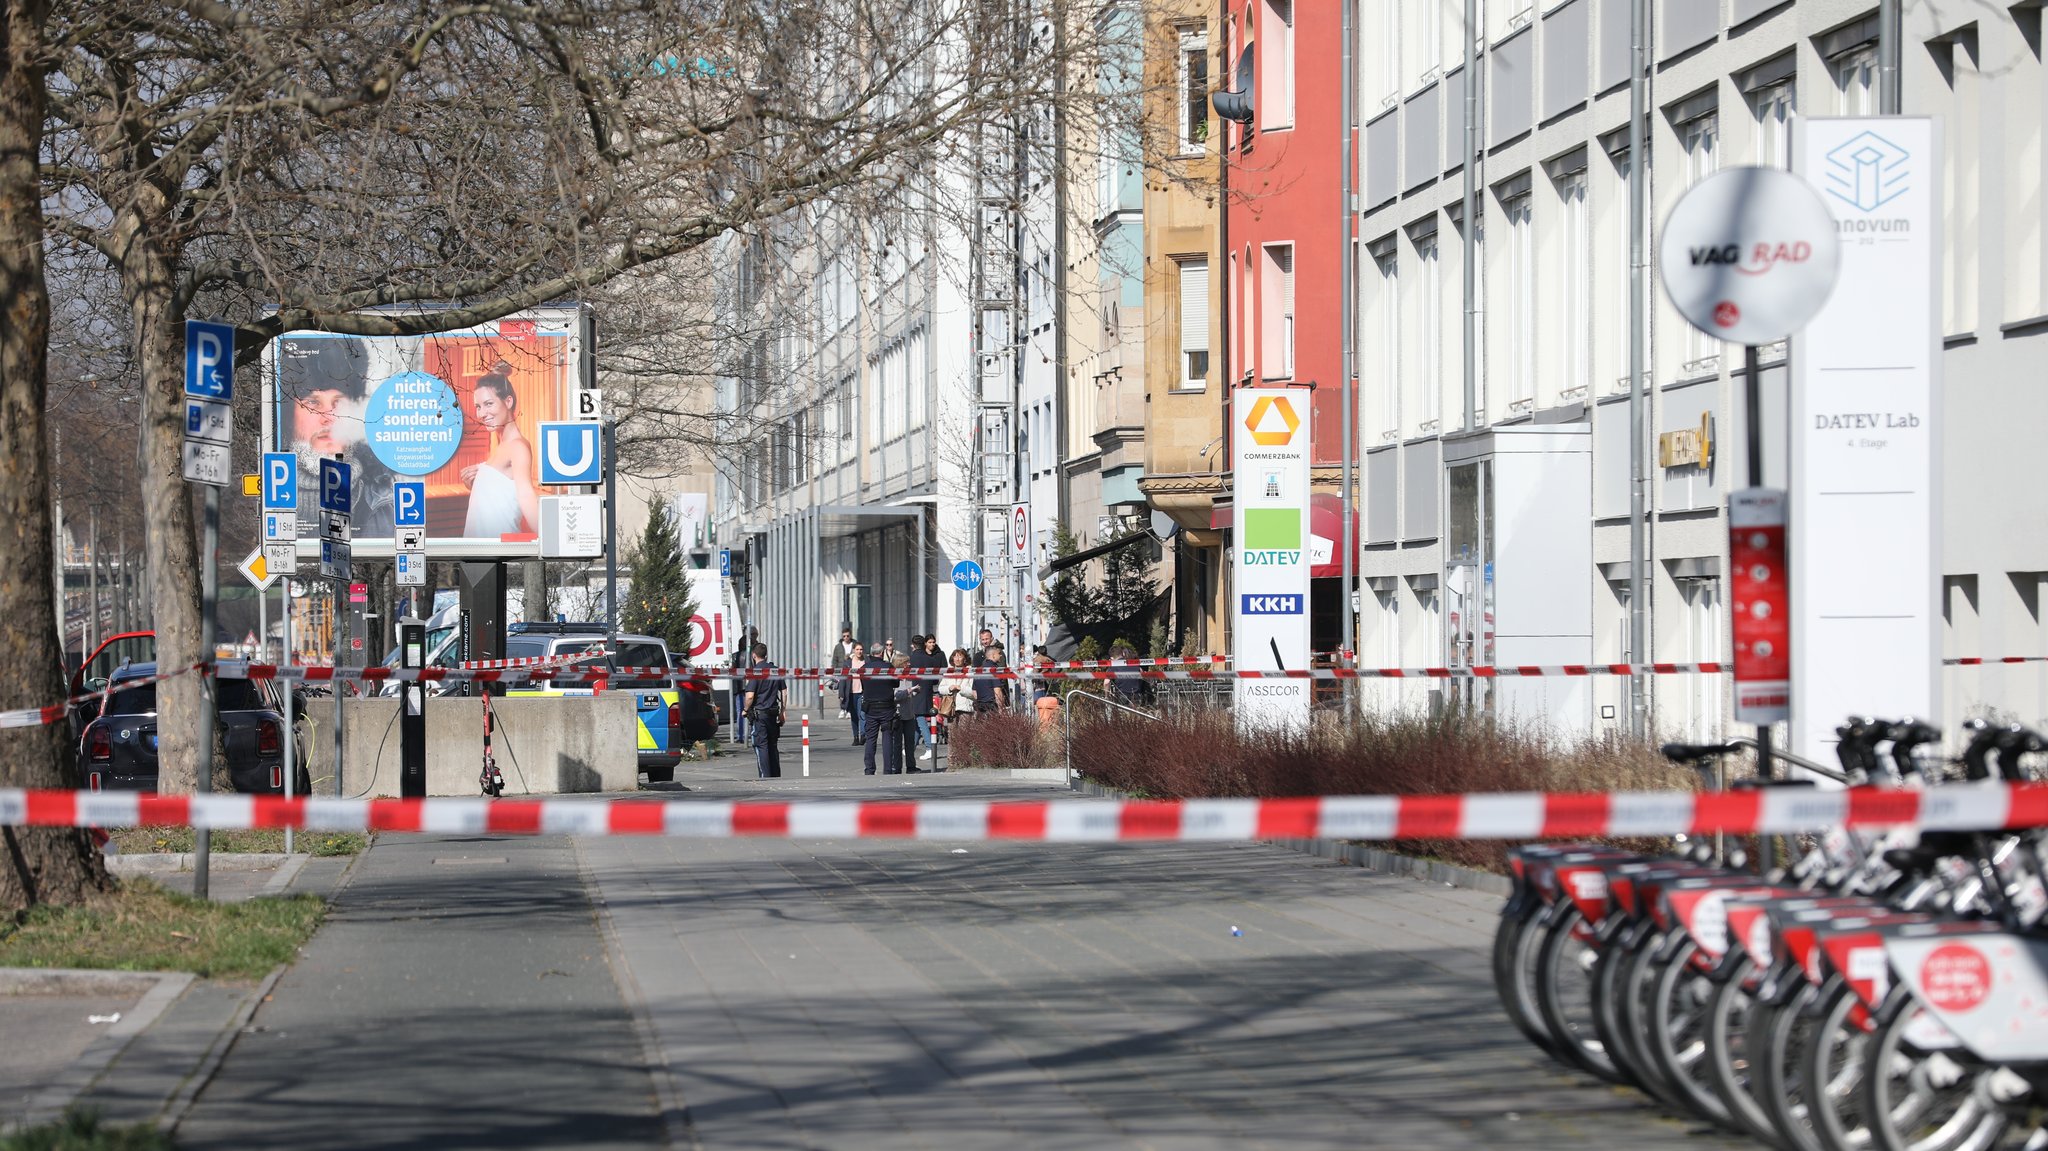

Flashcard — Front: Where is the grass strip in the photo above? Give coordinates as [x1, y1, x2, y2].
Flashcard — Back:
[0, 880, 323, 980]
[105, 826, 367, 857]
[0, 1109, 178, 1150]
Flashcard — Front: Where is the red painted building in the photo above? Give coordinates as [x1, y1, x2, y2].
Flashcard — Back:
[1214, 0, 1350, 468]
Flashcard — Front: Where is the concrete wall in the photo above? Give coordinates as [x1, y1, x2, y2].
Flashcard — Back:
[296, 694, 640, 798]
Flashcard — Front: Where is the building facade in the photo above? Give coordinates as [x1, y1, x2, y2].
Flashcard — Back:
[1354, 0, 2048, 739]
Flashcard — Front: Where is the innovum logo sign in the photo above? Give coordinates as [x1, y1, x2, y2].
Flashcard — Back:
[1823, 131, 1909, 213]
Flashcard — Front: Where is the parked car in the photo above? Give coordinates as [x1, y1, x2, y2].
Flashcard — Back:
[79, 663, 310, 795]
[501, 623, 715, 783]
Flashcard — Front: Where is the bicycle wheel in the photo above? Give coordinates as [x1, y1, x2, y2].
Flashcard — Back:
[1758, 979, 1828, 1151]
[1648, 935, 1741, 1130]
[1707, 957, 1789, 1149]
[1494, 901, 1563, 1059]
[1612, 926, 1684, 1105]
[1860, 988, 2033, 1151]
[1804, 981, 1874, 1151]
[1534, 899, 1628, 1084]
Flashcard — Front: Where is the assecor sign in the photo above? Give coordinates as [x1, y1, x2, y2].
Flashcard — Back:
[1658, 166, 1841, 347]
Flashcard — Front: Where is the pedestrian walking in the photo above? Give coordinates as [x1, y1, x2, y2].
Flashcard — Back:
[861, 653, 907, 775]
[937, 648, 974, 723]
[829, 627, 855, 719]
[973, 643, 1009, 714]
[890, 654, 919, 774]
[833, 643, 868, 741]
[904, 634, 940, 762]
[741, 642, 786, 779]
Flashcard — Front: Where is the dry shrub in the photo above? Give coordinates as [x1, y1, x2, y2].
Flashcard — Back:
[948, 711, 1057, 770]
[1070, 708, 1692, 872]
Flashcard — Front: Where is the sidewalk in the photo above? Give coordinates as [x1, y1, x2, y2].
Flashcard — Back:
[1, 853, 355, 1133]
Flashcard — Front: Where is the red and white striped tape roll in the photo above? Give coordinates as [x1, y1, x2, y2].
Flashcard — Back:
[7, 783, 2046, 839]
[457, 650, 608, 671]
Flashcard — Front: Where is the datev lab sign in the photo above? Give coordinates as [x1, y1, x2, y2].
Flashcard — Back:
[1657, 166, 1840, 346]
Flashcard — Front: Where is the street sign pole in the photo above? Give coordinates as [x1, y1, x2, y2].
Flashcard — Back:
[181, 318, 237, 902]
[195, 481, 216, 899]
[604, 419, 617, 644]
[280, 577, 294, 855]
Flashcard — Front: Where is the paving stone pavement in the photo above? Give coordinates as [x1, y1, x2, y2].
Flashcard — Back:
[582, 735, 1749, 1150]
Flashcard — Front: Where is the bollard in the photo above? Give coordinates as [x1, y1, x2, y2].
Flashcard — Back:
[801, 713, 810, 777]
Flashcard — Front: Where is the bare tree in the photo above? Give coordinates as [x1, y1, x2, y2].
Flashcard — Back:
[1, 0, 112, 913]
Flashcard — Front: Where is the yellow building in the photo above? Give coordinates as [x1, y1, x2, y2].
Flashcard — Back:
[1138, 0, 1226, 656]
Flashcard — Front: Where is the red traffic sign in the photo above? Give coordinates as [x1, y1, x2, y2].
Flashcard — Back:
[348, 581, 369, 605]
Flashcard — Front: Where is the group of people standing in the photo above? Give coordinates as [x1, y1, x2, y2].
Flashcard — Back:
[828, 627, 1017, 776]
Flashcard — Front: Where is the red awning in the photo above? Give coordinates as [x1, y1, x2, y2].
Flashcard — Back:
[1306, 493, 1360, 580]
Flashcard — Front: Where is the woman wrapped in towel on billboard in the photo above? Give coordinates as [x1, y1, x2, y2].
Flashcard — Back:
[460, 364, 539, 537]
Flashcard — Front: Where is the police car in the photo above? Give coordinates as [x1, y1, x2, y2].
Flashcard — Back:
[501, 622, 715, 783]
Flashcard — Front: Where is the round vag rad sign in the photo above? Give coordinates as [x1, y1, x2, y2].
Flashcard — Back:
[364, 371, 463, 475]
[1658, 165, 1841, 347]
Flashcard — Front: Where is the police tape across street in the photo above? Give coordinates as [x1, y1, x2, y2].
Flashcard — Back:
[5, 782, 2047, 840]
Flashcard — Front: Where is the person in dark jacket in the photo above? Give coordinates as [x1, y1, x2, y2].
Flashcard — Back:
[862, 653, 910, 775]
[741, 642, 786, 779]
[834, 643, 868, 742]
[973, 644, 1009, 713]
[906, 634, 941, 763]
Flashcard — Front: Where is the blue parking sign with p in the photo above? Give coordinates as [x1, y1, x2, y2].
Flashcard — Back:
[261, 453, 297, 510]
[318, 458, 351, 515]
[184, 320, 235, 399]
[393, 481, 425, 527]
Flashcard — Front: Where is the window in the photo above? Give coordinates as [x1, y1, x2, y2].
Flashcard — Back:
[1418, 233, 1441, 428]
[1557, 173, 1590, 399]
[1374, 248, 1399, 435]
[1680, 113, 1718, 186]
[1679, 116, 1719, 370]
[1176, 257, 1210, 390]
[1751, 81, 1794, 169]
[1833, 46, 1877, 115]
[1178, 28, 1210, 153]
[1504, 193, 1534, 409]
[1259, 0, 1294, 130]
[836, 376, 855, 453]
[905, 328, 927, 434]
[1260, 243, 1294, 379]
[1403, 0, 1440, 90]
[1374, 0, 1397, 108]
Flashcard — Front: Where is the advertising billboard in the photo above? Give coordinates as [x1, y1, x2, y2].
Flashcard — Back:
[267, 308, 590, 557]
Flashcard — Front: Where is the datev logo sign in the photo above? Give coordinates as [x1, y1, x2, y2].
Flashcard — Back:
[1240, 594, 1304, 615]
[1824, 131, 1910, 214]
[1243, 394, 1301, 447]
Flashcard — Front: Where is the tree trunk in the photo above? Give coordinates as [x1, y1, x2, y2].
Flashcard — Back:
[0, 0, 114, 913]
[114, 202, 208, 796]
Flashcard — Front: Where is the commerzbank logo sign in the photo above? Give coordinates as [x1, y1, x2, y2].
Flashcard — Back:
[1824, 131, 1910, 214]
[1243, 394, 1301, 446]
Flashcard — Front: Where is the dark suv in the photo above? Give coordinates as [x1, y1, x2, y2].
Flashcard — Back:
[79, 664, 311, 795]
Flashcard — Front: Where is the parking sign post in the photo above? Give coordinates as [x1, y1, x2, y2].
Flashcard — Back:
[182, 319, 236, 901]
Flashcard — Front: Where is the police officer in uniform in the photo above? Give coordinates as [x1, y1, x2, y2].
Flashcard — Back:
[741, 642, 786, 779]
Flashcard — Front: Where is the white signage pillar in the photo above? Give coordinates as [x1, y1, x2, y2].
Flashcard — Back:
[1791, 118, 1941, 761]
[1232, 385, 1313, 730]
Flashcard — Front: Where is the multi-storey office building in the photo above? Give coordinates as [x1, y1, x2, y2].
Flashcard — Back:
[1355, 0, 2048, 738]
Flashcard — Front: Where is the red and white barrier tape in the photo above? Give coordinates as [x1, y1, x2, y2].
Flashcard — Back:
[7, 783, 2046, 839]
[0, 662, 208, 732]
[209, 660, 1736, 687]
[457, 650, 608, 671]
[1946, 656, 2048, 666]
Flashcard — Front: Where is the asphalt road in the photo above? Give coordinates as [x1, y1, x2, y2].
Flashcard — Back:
[174, 731, 1740, 1149]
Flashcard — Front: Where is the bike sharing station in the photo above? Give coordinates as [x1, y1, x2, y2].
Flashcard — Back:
[256, 307, 641, 797]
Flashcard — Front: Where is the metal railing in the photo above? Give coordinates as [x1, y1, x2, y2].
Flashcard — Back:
[1063, 689, 1164, 780]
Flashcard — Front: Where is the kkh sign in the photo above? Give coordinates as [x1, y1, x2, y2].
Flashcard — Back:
[1658, 166, 1841, 346]
[1232, 385, 1312, 732]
